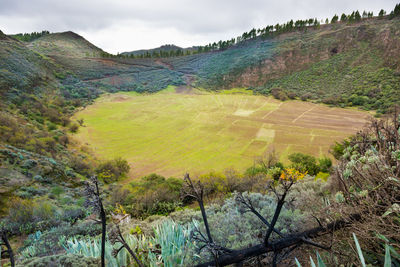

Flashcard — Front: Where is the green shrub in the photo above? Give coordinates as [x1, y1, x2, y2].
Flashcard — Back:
[126, 174, 183, 218]
[17, 253, 100, 267]
[318, 157, 332, 173]
[288, 152, 320, 175]
[50, 186, 64, 198]
[68, 123, 79, 133]
[4, 198, 59, 234]
[96, 157, 130, 183]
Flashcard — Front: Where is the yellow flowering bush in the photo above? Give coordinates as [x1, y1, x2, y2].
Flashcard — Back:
[279, 168, 307, 183]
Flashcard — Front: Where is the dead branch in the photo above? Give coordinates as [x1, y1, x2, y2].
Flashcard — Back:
[195, 214, 361, 267]
[0, 228, 15, 267]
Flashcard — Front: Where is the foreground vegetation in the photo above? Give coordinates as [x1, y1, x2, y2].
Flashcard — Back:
[1, 111, 399, 266]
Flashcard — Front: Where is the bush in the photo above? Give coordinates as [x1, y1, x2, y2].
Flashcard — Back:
[126, 173, 183, 217]
[96, 157, 130, 183]
[288, 152, 320, 175]
[62, 206, 86, 223]
[17, 254, 100, 267]
[167, 192, 306, 265]
[68, 123, 79, 133]
[270, 88, 288, 101]
[206, 192, 306, 248]
[318, 157, 332, 173]
[4, 198, 59, 234]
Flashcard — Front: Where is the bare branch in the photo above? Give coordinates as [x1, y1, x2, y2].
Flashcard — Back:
[109, 224, 144, 267]
[235, 192, 284, 237]
[0, 229, 15, 267]
[195, 213, 361, 267]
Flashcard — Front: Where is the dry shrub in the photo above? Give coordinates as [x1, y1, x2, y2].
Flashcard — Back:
[328, 110, 400, 259]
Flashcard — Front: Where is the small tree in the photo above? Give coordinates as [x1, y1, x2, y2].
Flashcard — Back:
[331, 14, 339, 23]
[85, 176, 107, 267]
[182, 170, 349, 266]
[0, 227, 15, 267]
[355, 11, 362, 21]
[379, 9, 386, 18]
[108, 223, 144, 267]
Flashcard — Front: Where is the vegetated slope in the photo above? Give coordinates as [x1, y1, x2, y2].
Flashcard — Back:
[27, 32, 185, 94]
[24, 17, 400, 113]
[122, 44, 185, 56]
[164, 39, 276, 88]
[225, 18, 400, 113]
[73, 89, 370, 178]
[0, 30, 56, 95]
[29, 31, 105, 58]
[0, 31, 95, 218]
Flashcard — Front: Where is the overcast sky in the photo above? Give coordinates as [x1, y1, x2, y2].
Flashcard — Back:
[0, 0, 397, 54]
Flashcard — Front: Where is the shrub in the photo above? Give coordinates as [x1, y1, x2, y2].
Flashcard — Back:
[50, 186, 64, 198]
[126, 174, 184, 217]
[287, 91, 297, 99]
[4, 198, 59, 234]
[327, 113, 400, 260]
[96, 157, 130, 183]
[288, 152, 320, 175]
[17, 254, 100, 267]
[318, 157, 332, 173]
[68, 154, 92, 175]
[68, 123, 79, 133]
[62, 206, 86, 223]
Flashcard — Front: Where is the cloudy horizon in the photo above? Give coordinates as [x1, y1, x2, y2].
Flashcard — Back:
[0, 0, 398, 54]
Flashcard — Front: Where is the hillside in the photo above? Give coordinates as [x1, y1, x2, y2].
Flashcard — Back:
[122, 44, 184, 56]
[8, 17, 397, 113]
[0, 6, 400, 266]
[163, 17, 400, 113]
[0, 31, 56, 94]
[29, 31, 105, 58]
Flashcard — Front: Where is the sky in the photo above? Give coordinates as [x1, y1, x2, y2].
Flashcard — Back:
[0, 0, 398, 54]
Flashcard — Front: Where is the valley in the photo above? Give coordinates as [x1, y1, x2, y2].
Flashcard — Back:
[1, 4, 400, 266]
[73, 86, 370, 178]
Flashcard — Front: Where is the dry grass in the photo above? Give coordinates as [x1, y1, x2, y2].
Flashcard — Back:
[72, 87, 370, 179]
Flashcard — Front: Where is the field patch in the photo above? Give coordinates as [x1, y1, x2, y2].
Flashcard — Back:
[234, 109, 254, 117]
[73, 89, 370, 179]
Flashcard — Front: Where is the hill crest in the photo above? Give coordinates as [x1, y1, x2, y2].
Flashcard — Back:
[29, 30, 105, 58]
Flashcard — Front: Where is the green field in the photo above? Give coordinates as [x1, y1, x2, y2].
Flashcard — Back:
[73, 87, 370, 179]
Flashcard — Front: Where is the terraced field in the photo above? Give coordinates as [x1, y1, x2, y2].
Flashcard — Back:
[73, 87, 370, 179]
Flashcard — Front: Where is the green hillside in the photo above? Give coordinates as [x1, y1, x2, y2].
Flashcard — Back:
[29, 31, 105, 58]
[0, 5, 400, 266]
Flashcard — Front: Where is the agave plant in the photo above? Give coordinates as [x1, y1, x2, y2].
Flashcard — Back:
[295, 233, 396, 266]
[20, 231, 42, 258]
[63, 234, 153, 267]
[148, 220, 195, 267]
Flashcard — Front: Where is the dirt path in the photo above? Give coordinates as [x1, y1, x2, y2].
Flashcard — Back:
[154, 59, 174, 70]
[175, 74, 197, 94]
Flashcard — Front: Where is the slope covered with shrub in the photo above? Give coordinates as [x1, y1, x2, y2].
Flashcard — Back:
[0, 4, 400, 266]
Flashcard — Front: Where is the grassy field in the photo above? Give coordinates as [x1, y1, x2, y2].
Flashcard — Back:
[73, 87, 370, 179]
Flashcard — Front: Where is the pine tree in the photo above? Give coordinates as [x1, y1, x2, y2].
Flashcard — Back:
[355, 11, 361, 21]
[331, 14, 339, 23]
[394, 3, 400, 17]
